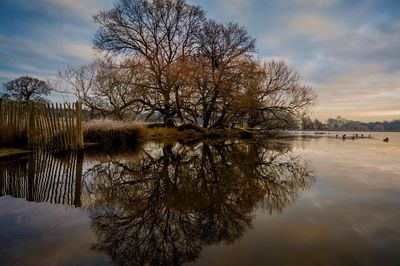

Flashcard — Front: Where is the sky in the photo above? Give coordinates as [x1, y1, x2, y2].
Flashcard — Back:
[0, 0, 399, 122]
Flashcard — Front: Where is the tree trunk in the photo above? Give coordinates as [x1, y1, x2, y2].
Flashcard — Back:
[164, 114, 175, 128]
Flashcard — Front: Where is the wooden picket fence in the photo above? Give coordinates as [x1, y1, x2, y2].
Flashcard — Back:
[0, 99, 83, 151]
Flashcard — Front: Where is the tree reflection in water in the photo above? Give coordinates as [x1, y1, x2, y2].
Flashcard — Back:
[84, 140, 314, 265]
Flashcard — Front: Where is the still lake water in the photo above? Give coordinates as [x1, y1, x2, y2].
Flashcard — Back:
[1, 132, 399, 265]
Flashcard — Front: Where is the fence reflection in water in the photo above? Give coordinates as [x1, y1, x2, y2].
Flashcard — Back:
[0, 152, 83, 206]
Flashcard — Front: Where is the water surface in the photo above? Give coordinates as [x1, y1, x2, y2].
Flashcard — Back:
[1, 133, 399, 265]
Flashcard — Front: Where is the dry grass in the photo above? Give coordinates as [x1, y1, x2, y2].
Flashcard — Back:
[0, 125, 15, 145]
[0, 148, 31, 158]
[0, 125, 28, 148]
[143, 127, 190, 139]
[142, 127, 216, 140]
[142, 126, 246, 140]
[83, 119, 145, 147]
[83, 120, 256, 147]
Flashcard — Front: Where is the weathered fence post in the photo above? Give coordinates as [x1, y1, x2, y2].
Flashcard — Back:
[0, 98, 3, 126]
[76, 102, 84, 149]
[28, 102, 36, 149]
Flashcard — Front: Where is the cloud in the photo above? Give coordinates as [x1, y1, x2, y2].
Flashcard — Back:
[61, 43, 96, 62]
[215, 0, 249, 13]
[0, 33, 95, 76]
[288, 0, 340, 8]
[0, 70, 20, 81]
[1, 0, 399, 121]
[288, 14, 345, 40]
[0, 1, 106, 86]
[39, 0, 112, 20]
[251, 3, 400, 121]
[312, 67, 400, 121]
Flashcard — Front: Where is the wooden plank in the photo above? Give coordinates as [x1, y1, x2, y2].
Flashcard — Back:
[15, 101, 19, 136]
[28, 102, 35, 149]
[59, 103, 67, 150]
[9, 101, 13, 131]
[34, 103, 40, 150]
[42, 104, 51, 151]
[55, 103, 63, 151]
[68, 103, 76, 149]
[37, 103, 45, 150]
[0, 98, 3, 125]
[49, 103, 58, 150]
[71, 103, 77, 149]
[64, 103, 72, 149]
[42, 103, 51, 150]
[24, 102, 29, 143]
[76, 102, 84, 149]
[64, 103, 69, 149]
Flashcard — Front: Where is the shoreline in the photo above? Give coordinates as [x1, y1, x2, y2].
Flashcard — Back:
[1, 128, 395, 159]
[0, 148, 33, 160]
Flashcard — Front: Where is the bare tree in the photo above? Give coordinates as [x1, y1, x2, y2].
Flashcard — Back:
[69, 0, 316, 130]
[181, 20, 256, 128]
[240, 61, 316, 128]
[2, 76, 51, 102]
[93, 0, 205, 126]
[58, 57, 144, 120]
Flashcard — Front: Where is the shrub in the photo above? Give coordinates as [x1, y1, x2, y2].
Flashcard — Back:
[0, 125, 27, 148]
[83, 120, 145, 147]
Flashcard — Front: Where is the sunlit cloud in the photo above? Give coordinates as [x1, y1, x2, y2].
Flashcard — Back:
[288, 14, 345, 40]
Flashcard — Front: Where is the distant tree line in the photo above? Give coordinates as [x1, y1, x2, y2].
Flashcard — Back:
[301, 116, 400, 131]
[58, 0, 315, 129]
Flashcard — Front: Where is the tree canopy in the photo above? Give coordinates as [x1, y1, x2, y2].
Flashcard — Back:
[2, 76, 52, 102]
[60, 0, 316, 128]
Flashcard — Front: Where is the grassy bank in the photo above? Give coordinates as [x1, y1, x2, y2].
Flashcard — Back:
[0, 148, 32, 159]
[1, 120, 259, 153]
[83, 120, 258, 148]
[143, 127, 256, 140]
